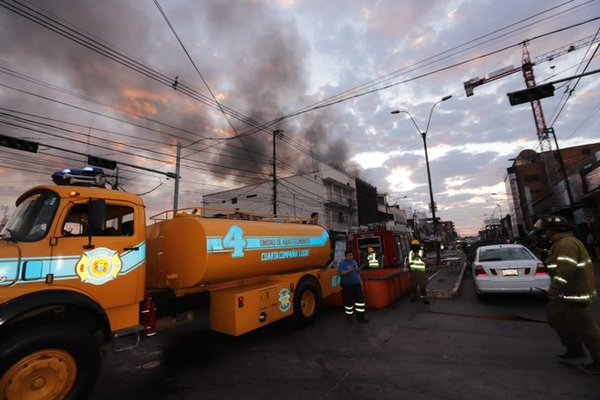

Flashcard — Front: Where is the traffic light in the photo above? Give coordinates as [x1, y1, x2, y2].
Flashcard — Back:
[0, 134, 38, 153]
[507, 83, 555, 106]
[87, 155, 117, 170]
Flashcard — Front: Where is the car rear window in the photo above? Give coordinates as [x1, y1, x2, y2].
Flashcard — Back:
[478, 247, 535, 262]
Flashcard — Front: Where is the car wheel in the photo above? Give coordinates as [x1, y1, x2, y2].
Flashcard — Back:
[0, 323, 100, 400]
[292, 277, 322, 327]
[473, 282, 486, 301]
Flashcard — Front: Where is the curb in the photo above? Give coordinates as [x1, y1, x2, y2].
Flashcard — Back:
[427, 262, 467, 299]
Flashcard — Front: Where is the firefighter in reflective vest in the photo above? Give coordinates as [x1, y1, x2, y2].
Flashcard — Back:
[337, 251, 368, 323]
[367, 247, 380, 268]
[535, 215, 600, 374]
[408, 239, 429, 304]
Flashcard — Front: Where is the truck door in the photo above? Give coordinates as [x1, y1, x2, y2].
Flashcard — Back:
[49, 198, 144, 308]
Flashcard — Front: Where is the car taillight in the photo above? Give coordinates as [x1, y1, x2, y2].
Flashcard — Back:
[474, 265, 487, 277]
[535, 263, 548, 276]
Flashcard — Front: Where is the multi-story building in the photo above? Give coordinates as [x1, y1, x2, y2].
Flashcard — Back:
[505, 142, 600, 238]
[202, 167, 358, 234]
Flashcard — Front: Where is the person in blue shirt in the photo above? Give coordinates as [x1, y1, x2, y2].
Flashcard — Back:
[337, 251, 368, 323]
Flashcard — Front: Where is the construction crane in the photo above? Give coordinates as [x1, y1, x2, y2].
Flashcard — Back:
[463, 35, 600, 151]
[521, 43, 551, 151]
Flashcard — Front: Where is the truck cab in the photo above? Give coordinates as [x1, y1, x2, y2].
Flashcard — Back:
[0, 173, 146, 399]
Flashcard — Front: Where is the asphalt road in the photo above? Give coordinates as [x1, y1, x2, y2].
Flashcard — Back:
[89, 273, 600, 400]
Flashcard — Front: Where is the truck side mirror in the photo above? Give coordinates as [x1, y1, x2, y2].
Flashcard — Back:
[88, 199, 106, 235]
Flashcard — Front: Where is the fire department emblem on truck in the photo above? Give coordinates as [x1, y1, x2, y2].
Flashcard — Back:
[278, 288, 291, 313]
[76, 247, 123, 285]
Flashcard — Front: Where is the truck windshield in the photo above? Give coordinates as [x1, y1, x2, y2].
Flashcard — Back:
[0, 190, 60, 242]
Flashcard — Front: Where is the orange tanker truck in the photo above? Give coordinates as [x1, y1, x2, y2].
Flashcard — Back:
[0, 167, 341, 399]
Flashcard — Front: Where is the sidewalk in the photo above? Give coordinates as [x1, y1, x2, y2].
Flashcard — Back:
[426, 252, 467, 299]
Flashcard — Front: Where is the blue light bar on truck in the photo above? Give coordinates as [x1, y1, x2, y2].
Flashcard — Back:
[52, 166, 107, 187]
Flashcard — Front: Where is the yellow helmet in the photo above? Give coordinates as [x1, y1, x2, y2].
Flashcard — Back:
[410, 239, 421, 246]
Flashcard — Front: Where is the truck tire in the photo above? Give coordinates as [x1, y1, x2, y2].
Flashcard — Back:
[0, 323, 100, 400]
[292, 277, 322, 327]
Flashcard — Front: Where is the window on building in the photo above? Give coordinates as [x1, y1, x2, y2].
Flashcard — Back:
[338, 211, 345, 223]
[525, 174, 540, 182]
[334, 186, 342, 203]
[231, 198, 237, 204]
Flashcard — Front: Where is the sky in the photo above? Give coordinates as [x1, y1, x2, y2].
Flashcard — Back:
[0, 0, 599, 236]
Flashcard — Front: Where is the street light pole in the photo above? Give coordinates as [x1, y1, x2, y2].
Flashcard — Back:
[421, 129, 439, 259]
[391, 95, 452, 265]
[272, 129, 283, 215]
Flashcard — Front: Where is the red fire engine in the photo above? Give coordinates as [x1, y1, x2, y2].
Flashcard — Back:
[346, 224, 412, 268]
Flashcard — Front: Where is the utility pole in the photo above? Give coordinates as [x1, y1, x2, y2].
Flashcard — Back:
[114, 167, 119, 190]
[173, 142, 182, 211]
[413, 210, 419, 239]
[272, 129, 283, 215]
[293, 193, 297, 218]
[547, 127, 575, 217]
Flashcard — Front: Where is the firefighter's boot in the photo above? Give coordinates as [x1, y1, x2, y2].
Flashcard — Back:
[558, 346, 585, 360]
[577, 362, 600, 374]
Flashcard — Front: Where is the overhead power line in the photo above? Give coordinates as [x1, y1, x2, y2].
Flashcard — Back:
[0, 0, 355, 174]
[548, 27, 600, 127]
[274, 16, 600, 122]
[291, 0, 595, 113]
[2, 0, 598, 188]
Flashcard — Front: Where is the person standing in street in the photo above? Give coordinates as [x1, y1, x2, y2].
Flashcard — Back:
[337, 251, 368, 323]
[408, 239, 429, 305]
[367, 247, 380, 268]
[534, 215, 600, 374]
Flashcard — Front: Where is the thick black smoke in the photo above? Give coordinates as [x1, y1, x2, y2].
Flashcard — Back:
[0, 0, 355, 194]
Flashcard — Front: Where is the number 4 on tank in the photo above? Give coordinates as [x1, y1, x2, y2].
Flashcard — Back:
[222, 226, 247, 258]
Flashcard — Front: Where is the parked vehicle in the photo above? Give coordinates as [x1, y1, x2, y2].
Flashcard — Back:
[465, 238, 509, 271]
[346, 225, 412, 269]
[0, 168, 340, 399]
[472, 243, 550, 298]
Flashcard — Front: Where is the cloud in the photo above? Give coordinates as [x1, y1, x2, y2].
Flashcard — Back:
[0, 0, 598, 237]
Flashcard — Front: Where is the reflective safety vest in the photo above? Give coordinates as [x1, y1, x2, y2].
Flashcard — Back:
[408, 249, 426, 271]
[545, 232, 597, 305]
[368, 252, 379, 268]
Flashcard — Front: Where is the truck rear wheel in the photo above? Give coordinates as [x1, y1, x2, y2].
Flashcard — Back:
[0, 323, 100, 400]
[292, 277, 322, 327]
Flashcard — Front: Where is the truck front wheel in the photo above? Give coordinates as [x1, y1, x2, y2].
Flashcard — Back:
[292, 277, 322, 327]
[0, 323, 100, 400]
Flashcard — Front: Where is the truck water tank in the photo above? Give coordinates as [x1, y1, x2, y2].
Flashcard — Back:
[145, 215, 331, 289]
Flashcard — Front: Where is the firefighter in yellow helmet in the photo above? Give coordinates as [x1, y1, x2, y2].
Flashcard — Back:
[408, 239, 429, 304]
[535, 215, 600, 374]
[367, 247, 380, 268]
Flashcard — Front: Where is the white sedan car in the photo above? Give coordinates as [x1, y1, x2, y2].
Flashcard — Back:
[472, 244, 550, 297]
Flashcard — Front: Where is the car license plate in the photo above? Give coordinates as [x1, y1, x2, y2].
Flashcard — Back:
[502, 269, 518, 276]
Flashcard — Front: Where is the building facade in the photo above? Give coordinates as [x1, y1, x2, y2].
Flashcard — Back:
[202, 167, 358, 234]
[505, 142, 600, 238]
